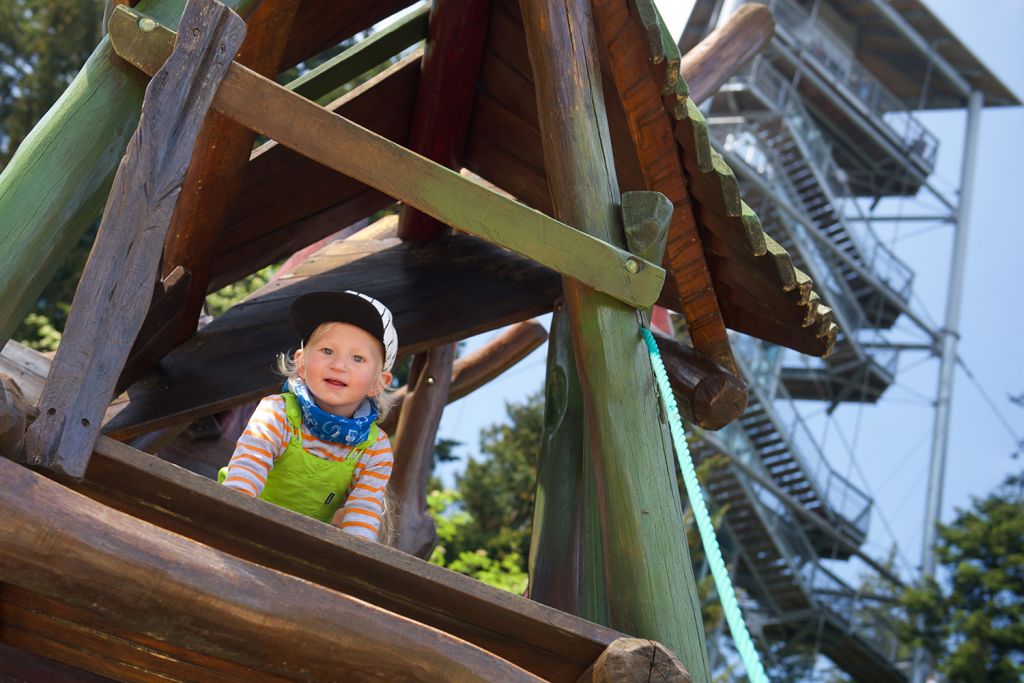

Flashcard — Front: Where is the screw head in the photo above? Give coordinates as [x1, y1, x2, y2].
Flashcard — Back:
[138, 17, 157, 32]
[425, 376, 435, 385]
[625, 258, 641, 274]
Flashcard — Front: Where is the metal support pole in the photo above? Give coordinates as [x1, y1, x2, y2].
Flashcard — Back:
[910, 89, 984, 683]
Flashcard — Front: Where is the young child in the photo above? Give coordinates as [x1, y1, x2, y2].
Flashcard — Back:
[220, 290, 398, 542]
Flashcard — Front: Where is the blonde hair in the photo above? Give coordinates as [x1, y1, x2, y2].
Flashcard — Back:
[276, 322, 397, 421]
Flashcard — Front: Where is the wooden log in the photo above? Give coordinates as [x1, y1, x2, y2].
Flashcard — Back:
[518, 0, 710, 678]
[389, 344, 455, 558]
[24, 0, 247, 481]
[69, 430, 622, 681]
[0, 377, 27, 461]
[0, 0, 263, 348]
[651, 332, 747, 430]
[679, 3, 774, 105]
[397, 0, 490, 241]
[580, 638, 690, 683]
[103, 233, 562, 441]
[0, 640, 114, 683]
[0, 458, 543, 683]
[0, 341, 51, 406]
[106, 6, 666, 310]
[529, 304, 585, 616]
[139, 0, 301, 386]
[380, 319, 548, 434]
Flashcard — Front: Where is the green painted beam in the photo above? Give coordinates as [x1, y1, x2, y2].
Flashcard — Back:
[0, 0, 264, 347]
[519, 0, 710, 677]
[286, 2, 429, 104]
[106, 6, 666, 309]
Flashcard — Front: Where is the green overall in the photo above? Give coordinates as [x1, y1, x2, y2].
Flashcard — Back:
[219, 392, 379, 523]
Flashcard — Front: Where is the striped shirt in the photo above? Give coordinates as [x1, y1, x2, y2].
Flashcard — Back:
[222, 394, 392, 541]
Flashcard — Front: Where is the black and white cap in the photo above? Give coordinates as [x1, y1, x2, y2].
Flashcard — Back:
[291, 290, 398, 373]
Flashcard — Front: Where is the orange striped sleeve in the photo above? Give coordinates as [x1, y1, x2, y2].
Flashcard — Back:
[222, 395, 288, 499]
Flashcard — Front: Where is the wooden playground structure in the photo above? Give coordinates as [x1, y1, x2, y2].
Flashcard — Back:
[0, 0, 837, 680]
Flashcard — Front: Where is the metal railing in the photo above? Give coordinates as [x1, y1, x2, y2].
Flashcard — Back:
[729, 335, 873, 535]
[756, 0, 939, 168]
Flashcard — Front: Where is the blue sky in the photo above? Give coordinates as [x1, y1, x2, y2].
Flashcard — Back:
[437, 0, 1023, 584]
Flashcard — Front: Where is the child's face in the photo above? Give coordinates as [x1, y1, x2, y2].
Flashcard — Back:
[296, 323, 393, 418]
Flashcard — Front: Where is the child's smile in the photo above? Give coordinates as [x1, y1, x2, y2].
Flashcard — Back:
[297, 322, 387, 418]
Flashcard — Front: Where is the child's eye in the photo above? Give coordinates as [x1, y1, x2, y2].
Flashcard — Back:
[321, 348, 333, 356]
[353, 354, 365, 363]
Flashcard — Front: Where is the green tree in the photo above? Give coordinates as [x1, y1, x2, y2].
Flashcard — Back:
[900, 471, 1024, 682]
[0, 0, 103, 166]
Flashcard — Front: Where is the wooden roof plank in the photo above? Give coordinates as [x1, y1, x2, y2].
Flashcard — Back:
[594, 0, 736, 372]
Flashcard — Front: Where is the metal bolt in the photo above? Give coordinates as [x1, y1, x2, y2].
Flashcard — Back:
[625, 258, 641, 274]
[425, 376, 435, 385]
[138, 17, 157, 32]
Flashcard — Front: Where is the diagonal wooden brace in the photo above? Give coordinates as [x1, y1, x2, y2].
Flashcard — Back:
[24, 0, 246, 481]
[106, 5, 666, 310]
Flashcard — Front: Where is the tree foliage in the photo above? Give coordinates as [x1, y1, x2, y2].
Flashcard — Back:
[0, 0, 103, 166]
[900, 471, 1024, 682]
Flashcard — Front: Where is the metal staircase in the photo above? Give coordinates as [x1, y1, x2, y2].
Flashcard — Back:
[708, 57, 911, 404]
[689, 337, 907, 681]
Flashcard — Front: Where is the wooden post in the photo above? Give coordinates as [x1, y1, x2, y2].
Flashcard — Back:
[518, 1, 709, 678]
[529, 303, 585, 614]
[24, 0, 247, 480]
[0, 0, 263, 347]
[389, 343, 455, 558]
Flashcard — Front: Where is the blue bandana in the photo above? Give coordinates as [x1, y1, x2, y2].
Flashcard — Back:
[285, 378, 379, 446]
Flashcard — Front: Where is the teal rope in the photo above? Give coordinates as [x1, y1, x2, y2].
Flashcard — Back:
[641, 327, 770, 683]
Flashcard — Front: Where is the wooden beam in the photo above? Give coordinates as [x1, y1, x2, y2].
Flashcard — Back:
[518, 0, 709, 677]
[397, 0, 490, 241]
[651, 331, 747, 430]
[107, 6, 666, 309]
[286, 3, 429, 103]
[102, 233, 562, 440]
[131, 0, 301, 391]
[0, 458, 543, 682]
[679, 3, 775, 105]
[24, 0, 247, 481]
[0, 0, 263, 348]
[276, 0, 419, 70]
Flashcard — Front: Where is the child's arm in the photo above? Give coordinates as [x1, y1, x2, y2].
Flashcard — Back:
[222, 395, 288, 497]
[334, 430, 393, 541]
